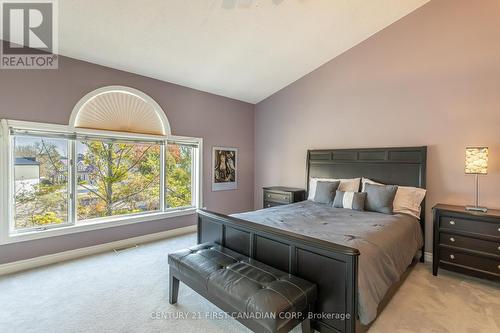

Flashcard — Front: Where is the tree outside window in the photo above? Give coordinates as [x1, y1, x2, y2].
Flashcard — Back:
[76, 140, 161, 221]
[14, 135, 69, 230]
[165, 143, 193, 208]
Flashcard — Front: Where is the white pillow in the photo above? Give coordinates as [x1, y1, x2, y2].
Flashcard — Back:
[361, 178, 426, 219]
[308, 177, 360, 200]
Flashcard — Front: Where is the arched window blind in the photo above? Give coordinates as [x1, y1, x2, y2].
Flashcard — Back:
[70, 86, 171, 136]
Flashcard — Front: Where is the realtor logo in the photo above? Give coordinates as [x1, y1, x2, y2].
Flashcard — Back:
[0, 0, 58, 69]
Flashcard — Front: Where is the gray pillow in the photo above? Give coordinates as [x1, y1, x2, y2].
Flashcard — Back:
[313, 181, 340, 204]
[364, 183, 398, 214]
[333, 191, 366, 211]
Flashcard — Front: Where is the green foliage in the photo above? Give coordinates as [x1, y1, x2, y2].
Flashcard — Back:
[77, 141, 161, 220]
[32, 212, 63, 225]
[15, 136, 195, 229]
[166, 145, 192, 208]
[14, 138, 68, 229]
[15, 182, 68, 228]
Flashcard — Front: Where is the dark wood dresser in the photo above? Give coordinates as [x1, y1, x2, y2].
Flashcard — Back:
[263, 186, 305, 208]
[433, 204, 500, 282]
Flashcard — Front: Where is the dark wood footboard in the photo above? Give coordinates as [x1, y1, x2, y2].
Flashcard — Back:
[198, 209, 360, 333]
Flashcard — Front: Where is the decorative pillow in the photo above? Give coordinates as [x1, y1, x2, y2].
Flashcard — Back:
[333, 191, 366, 211]
[362, 178, 426, 219]
[313, 181, 340, 204]
[364, 183, 398, 214]
[308, 178, 360, 200]
[393, 186, 426, 219]
[361, 177, 383, 191]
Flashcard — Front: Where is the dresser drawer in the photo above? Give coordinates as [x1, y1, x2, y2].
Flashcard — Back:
[440, 232, 500, 255]
[264, 191, 291, 204]
[263, 201, 285, 208]
[439, 248, 500, 275]
[440, 215, 500, 236]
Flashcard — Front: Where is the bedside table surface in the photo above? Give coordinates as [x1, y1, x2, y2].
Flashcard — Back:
[263, 186, 305, 193]
[433, 204, 500, 219]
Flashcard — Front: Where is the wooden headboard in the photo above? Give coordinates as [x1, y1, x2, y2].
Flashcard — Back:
[306, 146, 427, 259]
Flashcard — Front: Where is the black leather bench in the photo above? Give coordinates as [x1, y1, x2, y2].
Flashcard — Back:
[168, 243, 317, 333]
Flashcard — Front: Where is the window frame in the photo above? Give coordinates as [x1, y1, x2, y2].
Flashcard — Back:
[164, 141, 199, 211]
[11, 133, 74, 233]
[0, 119, 203, 245]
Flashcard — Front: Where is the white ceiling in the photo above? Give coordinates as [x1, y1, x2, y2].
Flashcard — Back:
[59, 0, 429, 104]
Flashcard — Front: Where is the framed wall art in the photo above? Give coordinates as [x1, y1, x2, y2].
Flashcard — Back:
[212, 146, 237, 191]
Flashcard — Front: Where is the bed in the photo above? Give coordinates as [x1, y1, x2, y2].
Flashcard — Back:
[197, 147, 427, 333]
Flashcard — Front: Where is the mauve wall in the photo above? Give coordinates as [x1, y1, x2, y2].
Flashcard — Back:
[0, 55, 254, 264]
[254, 0, 500, 252]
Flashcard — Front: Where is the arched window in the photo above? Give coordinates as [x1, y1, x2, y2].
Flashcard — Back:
[69, 86, 171, 136]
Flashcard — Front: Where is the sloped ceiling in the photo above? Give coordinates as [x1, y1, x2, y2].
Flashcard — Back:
[58, 0, 430, 103]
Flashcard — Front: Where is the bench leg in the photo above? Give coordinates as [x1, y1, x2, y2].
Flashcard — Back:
[301, 317, 311, 333]
[169, 272, 180, 304]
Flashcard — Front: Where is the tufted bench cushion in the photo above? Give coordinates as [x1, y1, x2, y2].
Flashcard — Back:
[168, 243, 317, 333]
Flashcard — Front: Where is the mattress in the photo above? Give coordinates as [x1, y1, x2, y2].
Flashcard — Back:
[232, 200, 423, 325]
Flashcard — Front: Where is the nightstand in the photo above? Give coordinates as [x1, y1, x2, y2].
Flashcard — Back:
[433, 204, 500, 282]
[263, 186, 305, 208]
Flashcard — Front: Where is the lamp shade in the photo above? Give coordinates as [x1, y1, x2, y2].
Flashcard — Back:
[465, 147, 488, 174]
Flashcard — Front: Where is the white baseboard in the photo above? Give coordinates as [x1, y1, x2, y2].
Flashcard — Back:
[414, 251, 432, 263]
[0, 225, 197, 276]
[424, 251, 432, 263]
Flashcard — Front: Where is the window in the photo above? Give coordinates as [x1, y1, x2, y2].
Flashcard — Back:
[1, 87, 201, 244]
[77, 138, 162, 221]
[2, 122, 201, 242]
[166, 143, 195, 209]
[13, 134, 70, 231]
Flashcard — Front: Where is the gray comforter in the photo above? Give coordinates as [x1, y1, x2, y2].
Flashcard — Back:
[232, 200, 423, 325]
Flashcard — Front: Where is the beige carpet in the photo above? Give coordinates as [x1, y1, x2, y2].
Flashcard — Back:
[368, 262, 499, 333]
[0, 232, 498, 333]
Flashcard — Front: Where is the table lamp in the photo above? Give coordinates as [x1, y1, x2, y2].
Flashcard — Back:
[465, 147, 488, 212]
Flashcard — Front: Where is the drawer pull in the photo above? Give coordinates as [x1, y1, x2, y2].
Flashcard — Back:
[450, 237, 455, 242]
[449, 254, 455, 260]
[283, 196, 287, 200]
[498, 246, 500, 251]
[449, 220, 456, 225]
[267, 204, 271, 208]
[498, 227, 500, 232]
[267, 194, 271, 198]
[498, 265, 500, 271]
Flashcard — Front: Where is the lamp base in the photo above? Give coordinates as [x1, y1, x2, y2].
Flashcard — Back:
[465, 206, 488, 213]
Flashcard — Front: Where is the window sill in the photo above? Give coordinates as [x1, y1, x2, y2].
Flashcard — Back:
[0, 208, 197, 245]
